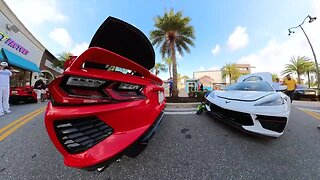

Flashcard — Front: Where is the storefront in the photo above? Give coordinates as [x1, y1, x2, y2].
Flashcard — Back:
[0, 1, 58, 87]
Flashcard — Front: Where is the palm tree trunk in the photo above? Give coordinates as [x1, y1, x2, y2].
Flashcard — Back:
[170, 42, 178, 97]
[156, 69, 159, 76]
[229, 73, 231, 84]
[169, 65, 172, 78]
[297, 74, 301, 84]
[307, 71, 310, 88]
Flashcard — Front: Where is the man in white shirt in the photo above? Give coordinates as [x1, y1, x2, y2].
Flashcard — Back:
[0, 62, 12, 116]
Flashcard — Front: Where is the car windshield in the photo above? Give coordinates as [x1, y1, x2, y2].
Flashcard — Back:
[225, 81, 274, 92]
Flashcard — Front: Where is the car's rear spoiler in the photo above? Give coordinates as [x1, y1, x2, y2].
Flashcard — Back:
[66, 47, 162, 85]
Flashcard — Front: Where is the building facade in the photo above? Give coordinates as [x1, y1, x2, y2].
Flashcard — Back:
[192, 64, 253, 86]
[193, 70, 226, 84]
[0, 0, 60, 87]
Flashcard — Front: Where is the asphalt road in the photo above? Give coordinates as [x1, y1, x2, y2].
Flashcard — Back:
[0, 101, 320, 179]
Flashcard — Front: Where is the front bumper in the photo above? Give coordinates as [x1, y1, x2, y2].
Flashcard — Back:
[206, 100, 287, 137]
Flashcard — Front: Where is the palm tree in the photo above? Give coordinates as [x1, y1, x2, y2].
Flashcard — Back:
[163, 57, 173, 78]
[221, 63, 240, 84]
[304, 60, 315, 88]
[281, 56, 310, 84]
[152, 63, 167, 76]
[53, 52, 74, 69]
[150, 9, 195, 97]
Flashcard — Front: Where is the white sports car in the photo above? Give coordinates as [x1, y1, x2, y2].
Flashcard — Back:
[205, 72, 291, 137]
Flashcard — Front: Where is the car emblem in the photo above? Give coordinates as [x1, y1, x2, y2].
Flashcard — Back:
[225, 100, 230, 104]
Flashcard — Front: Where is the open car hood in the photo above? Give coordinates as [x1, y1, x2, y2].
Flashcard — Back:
[89, 16, 155, 70]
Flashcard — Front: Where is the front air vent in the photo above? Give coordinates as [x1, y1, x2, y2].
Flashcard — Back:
[54, 117, 113, 154]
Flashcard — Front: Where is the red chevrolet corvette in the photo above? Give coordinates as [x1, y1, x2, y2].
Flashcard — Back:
[45, 17, 166, 170]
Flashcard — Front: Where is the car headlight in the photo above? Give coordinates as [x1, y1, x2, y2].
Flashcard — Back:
[255, 97, 284, 106]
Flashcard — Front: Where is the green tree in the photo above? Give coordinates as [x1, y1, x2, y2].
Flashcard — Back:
[281, 56, 310, 84]
[163, 57, 173, 78]
[272, 73, 278, 82]
[304, 60, 315, 88]
[53, 52, 74, 69]
[150, 9, 195, 97]
[221, 63, 240, 84]
[151, 63, 167, 76]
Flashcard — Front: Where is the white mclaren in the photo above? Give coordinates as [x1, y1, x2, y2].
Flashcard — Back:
[205, 72, 291, 137]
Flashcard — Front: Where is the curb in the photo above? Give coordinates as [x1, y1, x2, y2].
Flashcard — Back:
[165, 102, 201, 109]
[165, 108, 197, 112]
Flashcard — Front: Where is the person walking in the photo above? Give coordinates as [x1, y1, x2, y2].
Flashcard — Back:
[0, 62, 12, 116]
[283, 74, 297, 103]
[33, 78, 45, 103]
[169, 77, 173, 96]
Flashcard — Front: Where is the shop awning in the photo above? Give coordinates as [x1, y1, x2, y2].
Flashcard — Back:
[2, 48, 40, 72]
[0, 50, 4, 60]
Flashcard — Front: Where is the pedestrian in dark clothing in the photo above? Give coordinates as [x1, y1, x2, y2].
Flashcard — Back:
[200, 84, 203, 91]
[169, 78, 173, 96]
[33, 79, 46, 103]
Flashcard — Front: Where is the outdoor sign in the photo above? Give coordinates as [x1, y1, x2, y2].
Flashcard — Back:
[0, 31, 29, 55]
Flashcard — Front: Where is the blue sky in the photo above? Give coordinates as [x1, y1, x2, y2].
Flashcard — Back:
[5, 0, 320, 80]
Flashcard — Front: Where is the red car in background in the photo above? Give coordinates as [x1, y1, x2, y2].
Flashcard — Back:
[44, 17, 166, 171]
[10, 86, 48, 104]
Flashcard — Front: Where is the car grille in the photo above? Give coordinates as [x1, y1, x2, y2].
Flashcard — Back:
[54, 117, 113, 154]
[208, 102, 253, 126]
[256, 115, 287, 133]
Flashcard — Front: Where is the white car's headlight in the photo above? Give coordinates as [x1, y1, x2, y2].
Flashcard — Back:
[255, 97, 284, 106]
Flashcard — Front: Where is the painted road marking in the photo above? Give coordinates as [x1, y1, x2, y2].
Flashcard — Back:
[299, 108, 320, 121]
[0, 106, 46, 134]
[0, 106, 46, 142]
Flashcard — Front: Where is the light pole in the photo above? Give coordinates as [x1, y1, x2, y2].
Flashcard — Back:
[288, 15, 319, 88]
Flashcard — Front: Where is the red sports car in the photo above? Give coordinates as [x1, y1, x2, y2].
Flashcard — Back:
[45, 17, 166, 171]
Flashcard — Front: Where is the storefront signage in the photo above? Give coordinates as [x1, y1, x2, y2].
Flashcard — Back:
[0, 31, 29, 55]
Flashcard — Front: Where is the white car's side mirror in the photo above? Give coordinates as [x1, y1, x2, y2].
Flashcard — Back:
[277, 85, 287, 91]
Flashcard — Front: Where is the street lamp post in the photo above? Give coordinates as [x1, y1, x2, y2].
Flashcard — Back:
[288, 15, 319, 88]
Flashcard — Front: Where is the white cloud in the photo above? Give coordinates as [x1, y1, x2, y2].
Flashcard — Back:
[49, 28, 73, 48]
[198, 66, 205, 71]
[237, 35, 320, 77]
[211, 44, 220, 55]
[71, 42, 89, 56]
[177, 52, 182, 59]
[227, 26, 249, 51]
[237, 0, 320, 78]
[4, 0, 66, 26]
[210, 65, 221, 70]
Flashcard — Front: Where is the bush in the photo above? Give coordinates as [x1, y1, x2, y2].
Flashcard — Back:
[194, 91, 209, 101]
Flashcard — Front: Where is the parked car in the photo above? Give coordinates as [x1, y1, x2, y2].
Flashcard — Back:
[205, 72, 291, 137]
[9, 86, 47, 104]
[293, 85, 319, 101]
[44, 17, 166, 171]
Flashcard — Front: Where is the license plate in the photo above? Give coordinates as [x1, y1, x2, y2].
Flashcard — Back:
[11, 91, 17, 95]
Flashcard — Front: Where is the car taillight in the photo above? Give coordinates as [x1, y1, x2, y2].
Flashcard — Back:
[52, 76, 145, 105]
[66, 76, 106, 88]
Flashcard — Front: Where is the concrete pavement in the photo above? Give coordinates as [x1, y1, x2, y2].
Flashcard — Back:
[1, 101, 320, 179]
